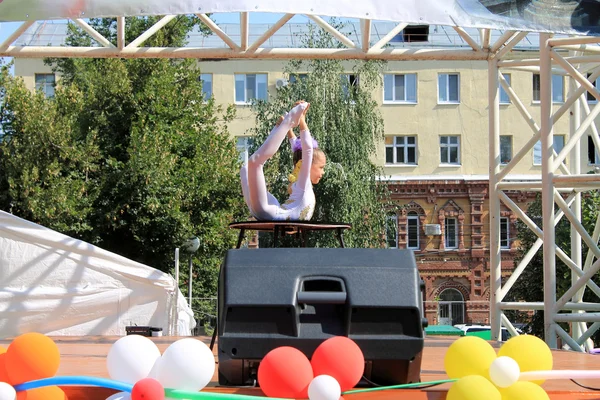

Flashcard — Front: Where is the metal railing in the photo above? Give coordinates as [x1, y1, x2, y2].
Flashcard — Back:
[190, 296, 217, 336]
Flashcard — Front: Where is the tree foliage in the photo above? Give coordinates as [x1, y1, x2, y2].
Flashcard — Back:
[249, 23, 390, 248]
[508, 188, 600, 343]
[0, 17, 243, 327]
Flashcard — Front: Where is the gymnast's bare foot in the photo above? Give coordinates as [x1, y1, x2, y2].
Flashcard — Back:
[286, 101, 309, 128]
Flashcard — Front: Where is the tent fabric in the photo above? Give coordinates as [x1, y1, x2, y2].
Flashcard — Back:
[0, 0, 598, 35]
[0, 210, 195, 336]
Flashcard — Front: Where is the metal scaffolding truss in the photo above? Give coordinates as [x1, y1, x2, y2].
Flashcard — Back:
[490, 34, 600, 350]
[1, 12, 600, 348]
[0, 14, 492, 60]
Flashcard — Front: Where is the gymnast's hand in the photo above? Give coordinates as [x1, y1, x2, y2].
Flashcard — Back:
[298, 102, 310, 132]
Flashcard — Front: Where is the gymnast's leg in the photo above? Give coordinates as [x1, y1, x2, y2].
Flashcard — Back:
[244, 102, 307, 219]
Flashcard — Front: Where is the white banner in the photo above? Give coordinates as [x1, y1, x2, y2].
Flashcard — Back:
[0, 0, 599, 35]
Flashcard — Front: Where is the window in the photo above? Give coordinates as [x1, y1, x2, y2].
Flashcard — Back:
[589, 135, 600, 165]
[533, 135, 565, 165]
[440, 136, 460, 165]
[500, 74, 511, 104]
[385, 136, 417, 165]
[403, 25, 429, 42]
[500, 135, 512, 165]
[200, 73, 212, 99]
[407, 212, 419, 250]
[236, 137, 254, 164]
[533, 74, 564, 103]
[289, 73, 308, 84]
[445, 218, 458, 249]
[341, 74, 359, 98]
[390, 25, 429, 43]
[35, 73, 55, 98]
[383, 74, 417, 103]
[438, 73, 459, 103]
[500, 217, 510, 249]
[235, 73, 267, 104]
[386, 214, 398, 249]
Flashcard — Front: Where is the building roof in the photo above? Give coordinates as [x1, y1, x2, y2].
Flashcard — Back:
[14, 20, 544, 50]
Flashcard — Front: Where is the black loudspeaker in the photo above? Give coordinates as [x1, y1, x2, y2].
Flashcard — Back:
[217, 248, 426, 387]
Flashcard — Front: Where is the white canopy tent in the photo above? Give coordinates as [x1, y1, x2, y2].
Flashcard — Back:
[0, 0, 599, 349]
[0, 210, 195, 336]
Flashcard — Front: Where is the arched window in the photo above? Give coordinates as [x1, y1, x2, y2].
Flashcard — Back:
[439, 288, 463, 302]
[407, 212, 419, 249]
[386, 213, 398, 249]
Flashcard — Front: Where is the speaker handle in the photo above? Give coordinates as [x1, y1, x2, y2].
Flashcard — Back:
[297, 277, 347, 304]
[297, 292, 347, 304]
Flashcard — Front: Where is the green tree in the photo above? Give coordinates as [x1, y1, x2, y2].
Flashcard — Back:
[0, 17, 243, 327]
[508, 188, 600, 343]
[248, 23, 390, 248]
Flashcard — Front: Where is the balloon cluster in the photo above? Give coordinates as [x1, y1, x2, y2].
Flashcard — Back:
[444, 335, 553, 400]
[106, 335, 215, 400]
[258, 336, 365, 400]
[0, 332, 64, 400]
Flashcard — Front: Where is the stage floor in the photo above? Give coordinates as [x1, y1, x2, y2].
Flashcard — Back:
[2, 335, 600, 400]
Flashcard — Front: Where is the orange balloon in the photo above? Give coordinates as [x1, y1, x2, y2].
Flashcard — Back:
[17, 386, 67, 400]
[6, 333, 60, 385]
[0, 346, 12, 384]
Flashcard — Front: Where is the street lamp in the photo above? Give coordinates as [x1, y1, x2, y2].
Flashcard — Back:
[183, 237, 200, 307]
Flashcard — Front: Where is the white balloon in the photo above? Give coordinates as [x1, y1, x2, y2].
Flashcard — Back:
[106, 335, 161, 384]
[148, 356, 162, 379]
[105, 392, 131, 400]
[489, 356, 521, 388]
[156, 338, 215, 391]
[308, 375, 341, 400]
[0, 382, 16, 400]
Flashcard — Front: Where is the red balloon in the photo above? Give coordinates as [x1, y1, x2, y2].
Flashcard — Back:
[258, 347, 313, 398]
[311, 337, 364, 392]
[131, 378, 165, 400]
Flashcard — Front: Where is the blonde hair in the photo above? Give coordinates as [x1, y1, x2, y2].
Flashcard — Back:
[287, 149, 325, 193]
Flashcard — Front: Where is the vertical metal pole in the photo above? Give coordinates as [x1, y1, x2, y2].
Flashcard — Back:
[540, 33, 558, 348]
[488, 57, 502, 341]
[174, 247, 180, 337]
[188, 256, 193, 308]
[569, 52, 585, 349]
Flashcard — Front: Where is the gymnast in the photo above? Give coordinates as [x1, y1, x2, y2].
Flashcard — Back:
[240, 101, 326, 221]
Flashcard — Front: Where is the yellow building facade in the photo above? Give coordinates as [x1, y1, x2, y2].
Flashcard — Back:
[13, 35, 600, 326]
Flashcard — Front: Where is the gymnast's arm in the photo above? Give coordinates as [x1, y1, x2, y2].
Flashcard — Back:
[296, 118, 313, 190]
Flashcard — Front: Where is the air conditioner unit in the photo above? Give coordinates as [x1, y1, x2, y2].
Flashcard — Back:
[424, 224, 442, 236]
[275, 78, 288, 89]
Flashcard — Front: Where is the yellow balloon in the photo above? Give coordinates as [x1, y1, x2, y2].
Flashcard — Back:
[500, 381, 550, 400]
[447, 375, 501, 400]
[498, 335, 553, 385]
[444, 336, 497, 379]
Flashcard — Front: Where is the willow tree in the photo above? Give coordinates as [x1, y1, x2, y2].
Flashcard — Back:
[249, 23, 390, 248]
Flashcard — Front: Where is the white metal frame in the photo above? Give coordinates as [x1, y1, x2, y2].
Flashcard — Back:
[492, 34, 600, 350]
[0, 15, 488, 60]
[2, 13, 600, 349]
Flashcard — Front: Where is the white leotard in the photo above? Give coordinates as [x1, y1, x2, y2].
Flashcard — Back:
[240, 103, 315, 221]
